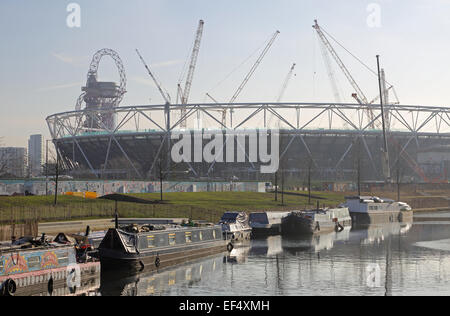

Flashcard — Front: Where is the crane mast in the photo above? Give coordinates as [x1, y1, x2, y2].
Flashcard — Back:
[206, 92, 219, 104]
[313, 20, 368, 103]
[318, 41, 341, 103]
[229, 31, 280, 104]
[181, 20, 205, 128]
[276, 63, 296, 102]
[226, 30, 280, 127]
[205, 93, 228, 127]
[176, 84, 184, 104]
[266, 62, 296, 128]
[136, 49, 171, 104]
[313, 20, 377, 126]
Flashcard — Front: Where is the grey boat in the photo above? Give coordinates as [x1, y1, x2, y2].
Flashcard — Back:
[98, 224, 227, 273]
[249, 211, 290, 236]
[281, 207, 352, 236]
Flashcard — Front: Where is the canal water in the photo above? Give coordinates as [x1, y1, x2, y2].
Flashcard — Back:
[96, 215, 450, 296]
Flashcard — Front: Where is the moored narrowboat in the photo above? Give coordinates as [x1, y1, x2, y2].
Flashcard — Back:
[0, 234, 100, 296]
[249, 211, 290, 236]
[219, 212, 252, 243]
[281, 207, 352, 236]
[98, 224, 228, 272]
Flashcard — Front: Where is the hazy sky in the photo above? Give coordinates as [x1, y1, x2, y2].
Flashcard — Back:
[1, 0, 450, 147]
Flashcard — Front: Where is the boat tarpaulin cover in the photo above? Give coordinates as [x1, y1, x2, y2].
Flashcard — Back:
[98, 193, 162, 204]
[220, 212, 249, 225]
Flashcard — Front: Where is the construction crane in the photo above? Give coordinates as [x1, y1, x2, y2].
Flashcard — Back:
[265, 63, 296, 128]
[276, 63, 296, 102]
[313, 20, 376, 126]
[318, 40, 342, 103]
[176, 84, 184, 104]
[313, 20, 368, 103]
[352, 68, 400, 131]
[205, 30, 280, 127]
[135, 49, 171, 104]
[225, 30, 280, 127]
[206, 92, 219, 104]
[180, 20, 205, 128]
[204, 93, 230, 127]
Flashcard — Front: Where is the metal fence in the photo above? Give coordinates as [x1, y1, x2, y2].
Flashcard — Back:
[0, 202, 228, 225]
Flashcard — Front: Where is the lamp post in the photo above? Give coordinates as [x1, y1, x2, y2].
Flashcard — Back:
[45, 140, 50, 196]
[159, 159, 164, 201]
[54, 140, 59, 206]
[281, 170, 285, 206]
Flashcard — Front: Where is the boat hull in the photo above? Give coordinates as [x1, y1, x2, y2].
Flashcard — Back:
[350, 210, 413, 226]
[0, 261, 100, 296]
[99, 240, 226, 273]
[281, 216, 351, 236]
[223, 229, 252, 244]
[251, 225, 282, 237]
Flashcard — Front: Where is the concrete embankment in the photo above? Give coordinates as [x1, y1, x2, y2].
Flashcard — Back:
[413, 207, 450, 213]
[38, 218, 115, 235]
[413, 208, 450, 222]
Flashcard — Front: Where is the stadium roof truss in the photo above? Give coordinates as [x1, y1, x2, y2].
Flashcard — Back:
[46, 102, 450, 180]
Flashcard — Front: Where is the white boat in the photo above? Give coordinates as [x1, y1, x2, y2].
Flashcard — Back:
[342, 196, 413, 225]
[219, 212, 252, 243]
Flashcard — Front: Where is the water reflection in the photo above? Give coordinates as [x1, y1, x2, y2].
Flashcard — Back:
[249, 236, 283, 257]
[32, 218, 450, 296]
[224, 245, 250, 264]
[14, 274, 101, 297]
[100, 255, 224, 296]
[282, 227, 351, 254]
[350, 222, 412, 245]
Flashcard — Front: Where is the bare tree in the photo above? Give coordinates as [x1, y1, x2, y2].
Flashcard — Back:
[42, 140, 58, 176]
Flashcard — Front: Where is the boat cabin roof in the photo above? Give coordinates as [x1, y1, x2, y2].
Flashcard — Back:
[0, 240, 73, 254]
[345, 196, 390, 203]
[220, 212, 247, 222]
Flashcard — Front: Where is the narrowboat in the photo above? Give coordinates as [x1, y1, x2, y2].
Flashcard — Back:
[342, 196, 413, 225]
[281, 207, 352, 236]
[97, 224, 229, 272]
[0, 234, 100, 296]
[219, 212, 252, 243]
[249, 211, 290, 236]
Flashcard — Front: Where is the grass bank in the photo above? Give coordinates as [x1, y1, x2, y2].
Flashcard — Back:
[0, 191, 346, 224]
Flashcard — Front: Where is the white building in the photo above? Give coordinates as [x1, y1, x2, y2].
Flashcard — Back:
[28, 134, 44, 177]
[0, 147, 27, 178]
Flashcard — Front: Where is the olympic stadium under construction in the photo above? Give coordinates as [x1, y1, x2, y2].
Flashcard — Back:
[46, 21, 450, 185]
[46, 101, 450, 184]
